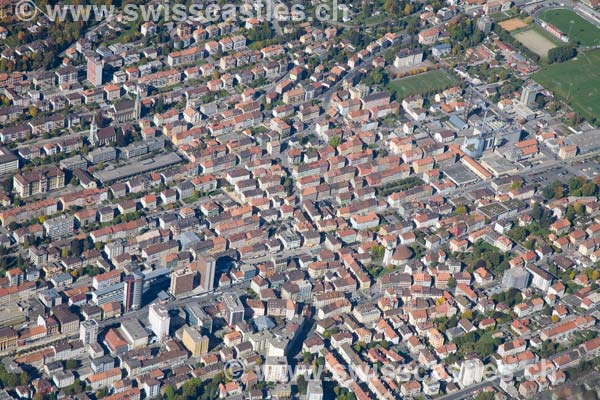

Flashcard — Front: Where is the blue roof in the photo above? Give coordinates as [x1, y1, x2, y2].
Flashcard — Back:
[253, 316, 276, 331]
[449, 115, 467, 129]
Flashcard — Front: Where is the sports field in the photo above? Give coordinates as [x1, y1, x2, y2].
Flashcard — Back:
[533, 50, 600, 122]
[513, 26, 558, 57]
[499, 18, 528, 32]
[538, 9, 600, 47]
[387, 70, 459, 99]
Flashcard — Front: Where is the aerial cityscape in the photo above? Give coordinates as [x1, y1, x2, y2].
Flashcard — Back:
[0, 0, 598, 398]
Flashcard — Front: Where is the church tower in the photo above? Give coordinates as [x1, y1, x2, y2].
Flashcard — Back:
[383, 242, 394, 266]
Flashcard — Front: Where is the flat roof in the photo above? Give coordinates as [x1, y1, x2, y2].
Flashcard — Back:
[443, 164, 478, 186]
[94, 152, 181, 184]
[120, 318, 148, 340]
[480, 152, 518, 177]
[478, 202, 510, 219]
[567, 129, 600, 154]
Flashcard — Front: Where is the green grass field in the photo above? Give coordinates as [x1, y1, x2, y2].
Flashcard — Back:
[533, 50, 600, 122]
[387, 70, 459, 99]
[538, 9, 600, 47]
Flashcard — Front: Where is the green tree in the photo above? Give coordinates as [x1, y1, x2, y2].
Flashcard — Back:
[164, 385, 176, 400]
[548, 45, 577, 64]
[328, 136, 342, 148]
[447, 277, 456, 288]
[297, 375, 308, 394]
[455, 205, 467, 215]
[542, 185, 555, 200]
[371, 245, 385, 261]
[19, 372, 29, 387]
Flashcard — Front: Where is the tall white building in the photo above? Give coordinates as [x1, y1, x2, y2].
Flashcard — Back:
[520, 83, 543, 107]
[223, 293, 244, 326]
[459, 358, 484, 387]
[80, 319, 99, 346]
[148, 303, 170, 342]
[263, 356, 289, 382]
[383, 242, 394, 266]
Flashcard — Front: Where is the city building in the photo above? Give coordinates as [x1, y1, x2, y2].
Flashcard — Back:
[80, 319, 99, 346]
[307, 381, 324, 400]
[43, 215, 74, 240]
[13, 166, 65, 198]
[149, 303, 170, 342]
[196, 255, 216, 292]
[459, 358, 484, 387]
[502, 267, 530, 290]
[87, 57, 103, 86]
[181, 325, 209, 357]
[120, 318, 149, 349]
[0, 147, 18, 175]
[123, 272, 144, 312]
[223, 293, 245, 327]
[263, 356, 289, 382]
[169, 267, 197, 296]
[520, 83, 543, 108]
[185, 303, 213, 333]
[0, 327, 17, 351]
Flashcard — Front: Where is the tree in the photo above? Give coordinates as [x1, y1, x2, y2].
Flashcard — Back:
[19, 372, 28, 386]
[447, 277, 456, 288]
[509, 226, 529, 243]
[328, 136, 342, 148]
[29, 106, 38, 118]
[303, 352, 312, 363]
[548, 45, 577, 64]
[297, 375, 308, 394]
[164, 385, 176, 400]
[362, 67, 388, 86]
[542, 185, 555, 200]
[371, 245, 385, 261]
[455, 205, 467, 215]
[383, 0, 398, 15]
[65, 359, 78, 369]
[568, 177, 583, 192]
[582, 182, 598, 196]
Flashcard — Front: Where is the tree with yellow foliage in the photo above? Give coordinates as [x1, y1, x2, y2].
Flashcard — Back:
[29, 106, 38, 118]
